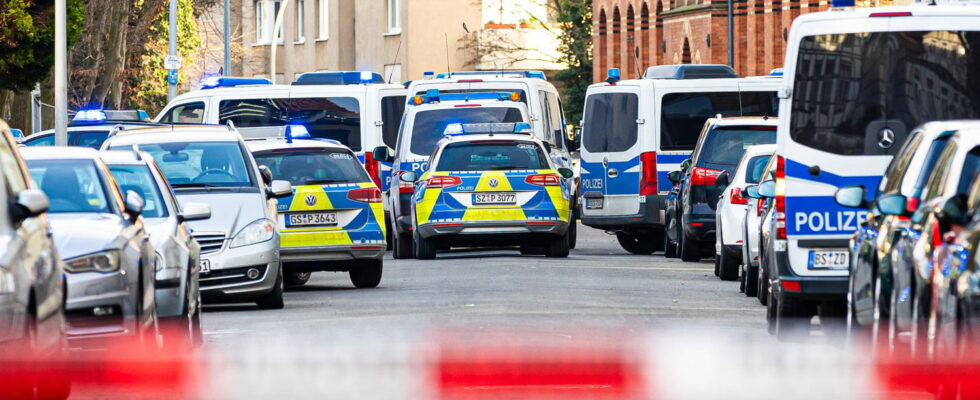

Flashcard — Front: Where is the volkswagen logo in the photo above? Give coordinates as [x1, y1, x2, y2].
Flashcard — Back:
[488, 178, 499, 188]
[304, 194, 317, 206]
[878, 128, 896, 149]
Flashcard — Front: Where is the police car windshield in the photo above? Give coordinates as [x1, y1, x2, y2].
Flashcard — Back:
[697, 127, 777, 169]
[254, 148, 370, 186]
[437, 141, 549, 172]
[111, 142, 255, 188]
[411, 107, 524, 156]
[107, 165, 169, 218]
[27, 159, 112, 214]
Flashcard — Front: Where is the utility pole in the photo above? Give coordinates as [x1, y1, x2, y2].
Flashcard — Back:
[224, 0, 231, 75]
[727, 0, 734, 68]
[168, 0, 179, 101]
[54, 0, 67, 146]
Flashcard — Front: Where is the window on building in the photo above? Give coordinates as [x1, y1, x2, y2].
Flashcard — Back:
[255, 0, 266, 43]
[273, 0, 284, 43]
[295, 0, 304, 41]
[386, 0, 400, 34]
[317, 0, 328, 39]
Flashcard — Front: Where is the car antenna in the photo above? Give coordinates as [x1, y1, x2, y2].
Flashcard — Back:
[444, 33, 452, 76]
[386, 38, 403, 84]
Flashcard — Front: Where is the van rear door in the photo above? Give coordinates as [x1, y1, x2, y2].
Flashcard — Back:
[580, 85, 642, 217]
[375, 87, 408, 191]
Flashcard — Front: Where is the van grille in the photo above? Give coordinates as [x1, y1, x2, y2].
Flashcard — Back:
[193, 233, 226, 254]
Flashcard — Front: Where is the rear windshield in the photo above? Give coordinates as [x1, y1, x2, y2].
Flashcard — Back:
[75, 131, 109, 149]
[790, 31, 980, 156]
[409, 107, 524, 156]
[253, 149, 370, 186]
[108, 165, 168, 218]
[381, 96, 407, 148]
[27, 159, 112, 214]
[436, 141, 549, 171]
[697, 127, 777, 167]
[660, 92, 778, 151]
[583, 93, 639, 153]
[218, 97, 362, 150]
[745, 155, 772, 184]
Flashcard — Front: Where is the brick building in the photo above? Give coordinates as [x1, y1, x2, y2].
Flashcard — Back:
[591, 0, 834, 81]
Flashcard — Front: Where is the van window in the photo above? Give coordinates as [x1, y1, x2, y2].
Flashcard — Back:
[409, 107, 524, 156]
[790, 31, 980, 156]
[73, 131, 110, 149]
[381, 96, 407, 148]
[660, 93, 760, 151]
[583, 93, 638, 153]
[159, 102, 206, 123]
[218, 97, 362, 150]
[539, 90, 555, 145]
[546, 92, 565, 149]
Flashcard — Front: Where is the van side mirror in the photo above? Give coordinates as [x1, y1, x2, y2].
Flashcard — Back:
[570, 128, 582, 152]
[715, 171, 730, 188]
[877, 193, 907, 216]
[258, 165, 274, 185]
[757, 180, 775, 198]
[124, 190, 145, 222]
[373, 146, 393, 163]
[938, 194, 969, 227]
[834, 185, 867, 208]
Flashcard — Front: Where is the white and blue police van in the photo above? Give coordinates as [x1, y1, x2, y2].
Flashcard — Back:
[579, 65, 781, 254]
[766, 0, 980, 333]
[154, 73, 408, 192]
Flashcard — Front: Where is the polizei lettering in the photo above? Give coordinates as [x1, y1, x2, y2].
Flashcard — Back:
[794, 210, 866, 234]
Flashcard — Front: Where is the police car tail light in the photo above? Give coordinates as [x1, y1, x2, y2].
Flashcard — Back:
[427, 176, 462, 189]
[775, 155, 787, 240]
[348, 187, 382, 203]
[364, 152, 382, 188]
[525, 174, 560, 186]
[756, 198, 765, 216]
[639, 152, 658, 196]
[399, 178, 415, 194]
[730, 188, 748, 205]
[690, 167, 722, 186]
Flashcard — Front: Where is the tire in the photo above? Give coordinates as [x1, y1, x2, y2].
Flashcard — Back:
[819, 301, 847, 338]
[392, 230, 414, 259]
[284, 271, 312, 287]
[546, 231, 571, 258]
[718, 247, 740, 281]
[520, 245, 544, 255]
[568, 217, 578, 250]
[616, 232, 657, 255]
[679, 230, 701, 262]
[745, 264, 759, 297]
[255, 265, 285, 310]
[350, 259, 383, 288]
[713, 255, 721, 277]
[415, 231, 437, 260]
[663, 228, 678, 258]
[774, 294, 812, 340]
[385, 219, 393, 251]
[758, 256, 769, 306]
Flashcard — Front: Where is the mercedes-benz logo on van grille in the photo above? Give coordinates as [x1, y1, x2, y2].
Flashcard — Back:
[305, 194, 317, 206]
[878, 128, 896, 149]
[488, 178, 499, 188]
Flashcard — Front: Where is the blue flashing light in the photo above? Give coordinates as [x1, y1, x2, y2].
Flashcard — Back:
[606, 68, 621, 84]
[292, 71, 385, 86]
[360, 71, 374, 83]
[285, 124, 311, 143]
[73, 110, 108, 123]
[830, 0, 855, 7]
[201, 76, 273, 89]
[526, 71, 547, 80]
[423, 71, 435, 79]
[444, 123, 464, 136]
[137, 110, 149, 121]
[769, 68, 784, 77]
[425, 89, 440, 103]
[513, 122, 532, 134]
[434, 71, 547, 80]
[8, 128, 23, 139]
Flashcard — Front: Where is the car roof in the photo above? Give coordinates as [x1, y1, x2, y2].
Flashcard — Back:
[741, 144, 777, 157]
[104, 125, 243, 147]
[706, 117, 779, 128]
[20, 145, 101, 161]
[29, 123, 152, 136]
[439, 133, 541, 146]
[245, 138, 351, 153]
[98, 149, 150, 165]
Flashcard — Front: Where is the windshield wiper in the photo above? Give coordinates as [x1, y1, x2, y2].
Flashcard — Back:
[172, 183, 224, 189]
[302, 179, 349, 184]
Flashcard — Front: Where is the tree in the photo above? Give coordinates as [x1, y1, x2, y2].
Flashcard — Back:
[0, 0, 84, 92]
[551, 0, 592, 124]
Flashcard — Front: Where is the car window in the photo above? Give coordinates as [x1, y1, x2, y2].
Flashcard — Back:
[548, 93, 566, 150]
[253, 149, 370, 186]
[159, 101, 206, 124]
[436, 141, 549, 172]
[924, 144, 958, 200]
[913, 136, 953, 199]
[23, 135, 54, 147]
[112, 141, 254, 188]
[381, 96, 407, 148]
[72, 131, 110, 149]
[745, 155, 772, 184]
[218, 97, 362, 151]
[107, 165, 169, 218]
[696, 127, 777, 168]
[878, 131, 923, 194]
[28, 159, 111, 213]
[409, 107, 524, 156]
[583, 92, 638, 153]
[539, 90, 554, 145]
[957, 148, 980, 195]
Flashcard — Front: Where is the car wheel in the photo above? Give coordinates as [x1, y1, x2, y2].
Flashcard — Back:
[616, 232, 656, 255]
[745, 264, 759, 297]
[766, 287, 778, 334]
[819, 301, 847, 338]
[663, 228, 678, 258]
[775, 295, 812, 341]
[758, 255, 769, 306]
[568, 217, 578, 250]
[255, 265, 285, 310]
[415, 231, 437, 260]
[718, 247, 740, 281]
[679, 230, 701, 262]
[546, 231, 571, 258]
[393, 230, 414, 259]
[350, 259, 383, 288]
[284, 271, 312, 287]
[520, 245, 544, 255]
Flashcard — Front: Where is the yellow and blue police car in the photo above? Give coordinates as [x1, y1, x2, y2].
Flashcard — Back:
[401, 122, 574, 259]
[247, 126, 385, 288]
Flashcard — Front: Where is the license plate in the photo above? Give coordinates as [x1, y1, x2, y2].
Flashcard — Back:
[199, 259, 211, 274]
[288, 212, 338, 227]
[586, 198, 604, 210]
[808, 250, 849, 269]
[473, 192, 517, 205]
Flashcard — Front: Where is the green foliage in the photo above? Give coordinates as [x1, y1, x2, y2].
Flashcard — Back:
[552, 0, 592, 125]
[127, 0, 201, 111]
[0, 0, 84, 92]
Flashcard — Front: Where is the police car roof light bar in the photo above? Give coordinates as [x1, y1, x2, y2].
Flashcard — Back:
[435, 71, 547, 81]
[769, 68, 784, 77]
[285, 124, 311, 144]
[443, 122, 531, 137]
[606, 68, 621, 84]
[830, 0, 855, 8]
[73, 109, 108, 123]
[292, 71, 386, 86]
[201, 76, 274, 89]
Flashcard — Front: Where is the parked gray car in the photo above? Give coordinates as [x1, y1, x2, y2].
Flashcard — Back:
[101, 150, 211, 346]
[21, 146, 158, 347]
[102, 126, 292, 309]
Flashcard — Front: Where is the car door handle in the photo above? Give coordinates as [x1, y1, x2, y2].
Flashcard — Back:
[602, 157, 609, 168]
[607, 168, 619, 178]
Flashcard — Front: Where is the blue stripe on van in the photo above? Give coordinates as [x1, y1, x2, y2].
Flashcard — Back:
[656, 154, 689, 164]
[785, 158, 881, 201]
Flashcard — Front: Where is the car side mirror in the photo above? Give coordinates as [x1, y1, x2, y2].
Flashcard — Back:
[715, 171, 731, 188]
[557, 168, 574, 179]
[569, 128, 582, 152]
[178, 202, 211, 222]
[667, 170, 681, 184]
[876, 193, 907, 216]
[400, 171, 419, 182]
[258, 165, 274, 185]
[267, 180, 292, 199]
[743, 185, 761, 199]
[543, 142, 553, 154]
[124, 190, 144, 222]
[373, 146, 393, 163]
[680, 159, 692, 171]
[834, 185, 867, 208]
[938, 194, 969, 226]
[757, 180, 776, 198]
[11, 189, 48, 221]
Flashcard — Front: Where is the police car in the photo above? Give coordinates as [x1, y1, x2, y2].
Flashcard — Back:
[22, 109, 162, 149]
[246, 126, 385, 289]
[766, 0, 980, 338]
[372, 90, 533, 259]
[399, 122, 574, 259]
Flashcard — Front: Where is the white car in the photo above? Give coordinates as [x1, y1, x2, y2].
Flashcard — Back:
[748, 154, 778, 304]
[715, 144, 776, 283]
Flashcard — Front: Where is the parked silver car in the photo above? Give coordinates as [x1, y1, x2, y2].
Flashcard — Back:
[102, 126, 292, 309]
[101, 150, 211, 345]
[21, 146, 158, 346]
[0, 121, 70, 399]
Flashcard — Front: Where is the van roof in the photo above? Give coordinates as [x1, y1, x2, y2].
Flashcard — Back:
[707, 117, 779, 128]
[169, 82, 405, 102]
[792, 4, 980, 25]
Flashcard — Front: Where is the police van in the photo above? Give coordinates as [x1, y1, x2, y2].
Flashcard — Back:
[766, 1, 980, 335]
[154, 73, 408, 191]
[372, 90, 531, 259]
[579, 65, 781, 254]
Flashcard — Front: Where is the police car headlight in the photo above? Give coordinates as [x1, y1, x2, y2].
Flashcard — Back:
[230, 219, 276, 248]
[65, 250, 120, 273]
